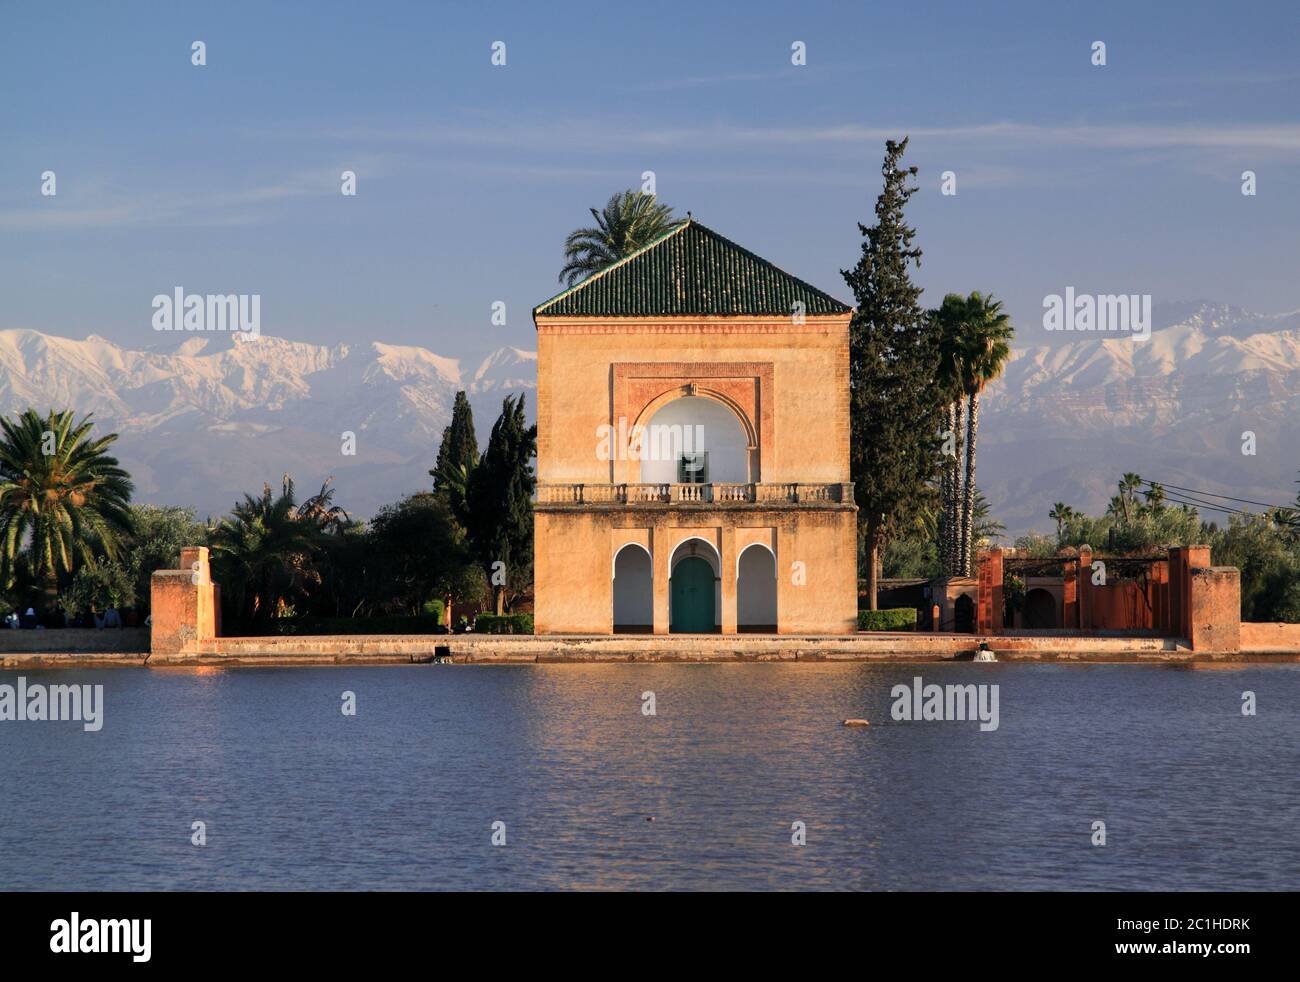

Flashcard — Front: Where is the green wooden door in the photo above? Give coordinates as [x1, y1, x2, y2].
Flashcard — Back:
[671, 556, 716, 632]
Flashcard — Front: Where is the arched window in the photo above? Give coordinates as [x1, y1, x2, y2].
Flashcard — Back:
[737, 543, 776, 632]
[612, 544, 652, 633]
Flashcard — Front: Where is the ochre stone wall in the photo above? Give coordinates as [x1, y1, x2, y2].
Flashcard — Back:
[151, 546, 218, 656]
[535, 316, 850, 485]
[1089, 582, 1154, 630]
[1188, 566, 1240, 653]
[533, 312, 856, 635]
[1240, 621, 1300, 652]
[535, 505, 858, 635]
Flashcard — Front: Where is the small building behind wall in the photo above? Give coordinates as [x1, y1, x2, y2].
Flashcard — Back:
[975, 545, 1242, 651]
[532, 218, 858, 635]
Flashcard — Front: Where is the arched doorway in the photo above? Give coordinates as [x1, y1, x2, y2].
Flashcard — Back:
[670, 539, 720, 633]
[737, 544, 776, 632]
[954, 594, 975, 633]
[612, 544, 652, 633]
[1024, 588, 1058, 629]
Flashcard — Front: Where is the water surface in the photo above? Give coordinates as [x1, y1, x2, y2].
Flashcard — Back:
[1, 663, 1296, 890]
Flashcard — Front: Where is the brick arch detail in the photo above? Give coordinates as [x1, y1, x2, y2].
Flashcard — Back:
[632, 385, 758, 449]
[612, 361, 773, 484]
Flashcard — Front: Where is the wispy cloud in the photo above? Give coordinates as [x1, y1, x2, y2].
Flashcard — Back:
[0, 158, 392, 230]
[314, 118, 1300, 156]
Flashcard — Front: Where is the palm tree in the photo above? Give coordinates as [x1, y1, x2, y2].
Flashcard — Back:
[208, 476, 324, 622]
[558, 190, 679, 287]
[955, 292, 1014, 576]
[971, 490, 1006, 551]
[1049, 502, 1074, 543]
[0, 409, 134, 611]
[1117, 472, 1143, 521]
[931, 295, 970, 577]
[297, 478, 350, 535]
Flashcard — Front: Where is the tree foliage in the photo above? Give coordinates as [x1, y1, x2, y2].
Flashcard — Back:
[208, 476, 333, 622]
[431, 390, 478, 525]
[930, 291, 1014, 576]
[842, 139, 946, 607]
[466, 394, 537, 614]
[367, 492, 478, 616]
[0, 409, 134, 610]
[558, 189, 679, 287]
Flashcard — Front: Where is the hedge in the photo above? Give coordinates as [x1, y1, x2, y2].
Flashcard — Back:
[421, 598, 446, 625]
[234, 615, 447, 636]
[857, 608, 917, 632]
[474, 613, 534, 635]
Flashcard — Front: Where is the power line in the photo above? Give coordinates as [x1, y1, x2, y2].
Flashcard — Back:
[1151, 487, 1300, 527]
[1156, 488, 1253, 513]
[1157, 492, 1245, 516]
[1142, 479, 1295, 512]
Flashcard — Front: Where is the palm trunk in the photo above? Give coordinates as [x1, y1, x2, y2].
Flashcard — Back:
[941, 408, 951, 574]
[43, 569, 59, 618]
[961, 392, 981, 577]
[951, 400, 961, 574]
[864, 516, 882, 611]
[494, 586, 505, 616]
[949, 398, 965, 576]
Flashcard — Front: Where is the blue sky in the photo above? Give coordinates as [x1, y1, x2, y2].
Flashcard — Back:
[3, 0, 1299, 358]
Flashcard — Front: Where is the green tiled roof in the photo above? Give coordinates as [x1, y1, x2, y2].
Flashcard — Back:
[533, 218, 851, 318]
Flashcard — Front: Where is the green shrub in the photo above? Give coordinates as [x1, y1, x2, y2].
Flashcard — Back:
[230, 615, 447, 637]
[421, 598, 446, 625]
[474, 613, 534, 635]
[59, 563, 137, 617]
[857, 607, 916, 632]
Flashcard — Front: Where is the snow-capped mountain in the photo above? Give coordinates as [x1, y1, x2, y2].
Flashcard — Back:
[978, 303, 1300, 537]
[0, 329, 536, 520]
[1, 301, 1297, 535]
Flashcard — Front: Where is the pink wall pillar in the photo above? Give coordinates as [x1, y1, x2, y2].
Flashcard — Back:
[1185, 543, 1239, 652]
[150, 546, 218, 657]
[1076, 546, 1093, 630]
[1188, 567, 1241, 652]
[1152, 560, 1168, 634]
[1168, 546, 1186, 638]
[1062, 559, 1078, 628]
[976, 548, 1003, 635]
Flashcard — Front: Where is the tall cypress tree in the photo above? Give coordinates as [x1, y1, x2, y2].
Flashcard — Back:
[841, 138, 946, 610]
[466, 394, 537, 616]
[430, 391, 478, 525]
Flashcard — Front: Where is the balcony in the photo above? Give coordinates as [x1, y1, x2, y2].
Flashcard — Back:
[536, 482, 854, 507]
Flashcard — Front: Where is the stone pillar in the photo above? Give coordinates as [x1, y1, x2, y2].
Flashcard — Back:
[652, 524, 670, 635]
[1188, 566, 1241, 653]
[720, 524, 738, 634]
[1076, 546, 1093, 631]
[150, 546, 218, 658]
[1062, 559, 1078, 628]
[774, 526, 789, 634]
[976, 548, 1003, 635]
[1168, 546, 1186, 639]
[1152, 561, 1168, 634]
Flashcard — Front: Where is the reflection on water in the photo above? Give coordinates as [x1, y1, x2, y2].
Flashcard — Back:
[1, 663, 1297, 890]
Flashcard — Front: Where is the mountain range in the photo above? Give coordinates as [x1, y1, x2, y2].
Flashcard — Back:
[1, 300, 1297, 537]
[0, 328, 536, 521]
[978, 302, 1300, 536]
